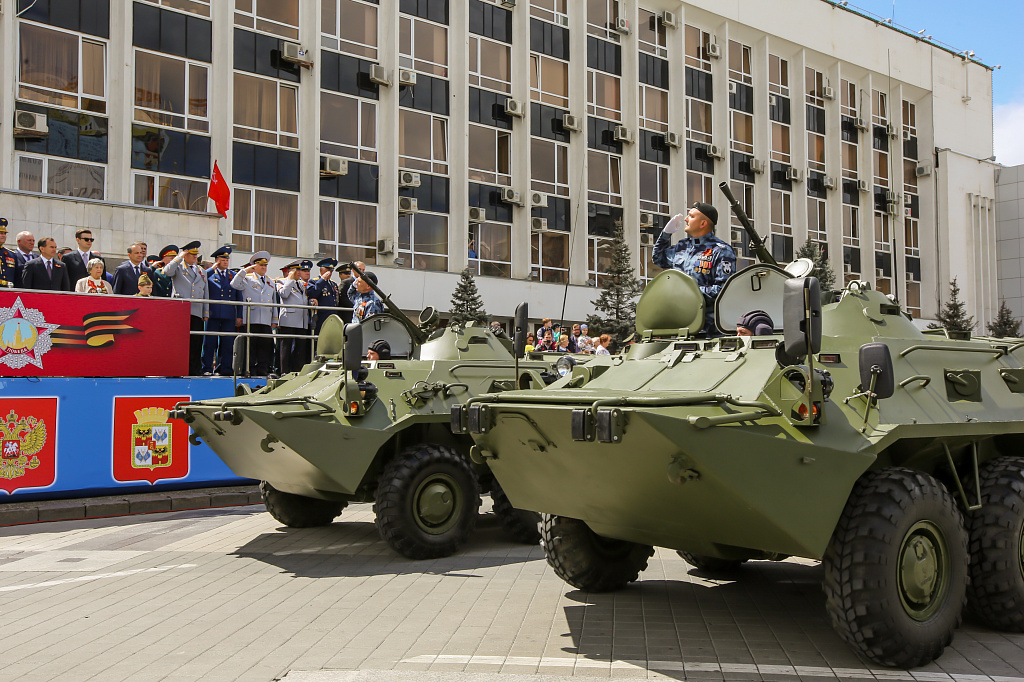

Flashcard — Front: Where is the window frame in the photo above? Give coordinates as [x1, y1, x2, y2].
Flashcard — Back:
[231, 185, 300, 257]
[399, 109, 449, 175]
[320, 90, 378, 162]
[132, 171, 209, 212]
[234, 0, 299, 40]
[586, 0, 619, 41]
[530, 138, 569, 197]
[469, 220, 512, 278]
[18, 21, 108, 114]
[530, 0, 568, 26]
[728, 40, 752, 85]
[530, 53, 570, 108]
[397, 211, 449, 272]
[769, 54, 789, 97]
[637, 9, 667, 58]
[531, 230, 569, 283]
[587, 150, 622, 206]
[399, 14, 449, 78]
[469, 35, 512, 93]
[16, 153, 107, 200]
[639, 161, 669, 214]
[587, 69, 622, 120]
[321, 0, 378, 60]
[319, 197, 379, 265]
[232, 72, 298, 148]
[684, 25, 711, 72]
[639, 82, 668, 133]
[134, 48, 210, 133]
[140, 0, 211, 17]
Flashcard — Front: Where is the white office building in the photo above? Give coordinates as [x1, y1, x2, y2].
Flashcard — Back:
[0, 0, 999, 325]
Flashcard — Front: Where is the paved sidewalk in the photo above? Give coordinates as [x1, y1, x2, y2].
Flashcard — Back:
[0, 501, 1022, 682]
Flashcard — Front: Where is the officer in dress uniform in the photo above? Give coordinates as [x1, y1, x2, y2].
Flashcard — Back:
[148, 245, 177, 298]
[203, 245, 243, 376]
[652, 202, 737, 336]
[276, 259, 313, 374]
[164, 240, 210, 376]
[231, 251, 279, 377]
[306, 257, 343, 335]
[0, 219, 17, 288]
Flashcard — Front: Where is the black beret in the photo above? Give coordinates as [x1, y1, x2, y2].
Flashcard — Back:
[693, 202, 719, 226]
[363, 271, 378, 285]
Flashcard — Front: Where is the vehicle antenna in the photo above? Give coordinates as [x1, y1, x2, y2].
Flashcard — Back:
[560, 142, 591, 323]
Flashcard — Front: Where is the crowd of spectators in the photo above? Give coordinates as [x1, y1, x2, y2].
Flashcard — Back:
[522, 317, 610, 355]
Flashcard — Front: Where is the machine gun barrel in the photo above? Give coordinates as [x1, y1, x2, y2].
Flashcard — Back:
[718, 181, 777, 267]
[348, 263, 429, 345]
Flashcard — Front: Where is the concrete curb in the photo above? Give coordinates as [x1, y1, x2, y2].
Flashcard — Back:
[0, 485, 262, 527]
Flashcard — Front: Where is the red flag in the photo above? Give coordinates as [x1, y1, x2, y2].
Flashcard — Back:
[208, 161, 230, 218]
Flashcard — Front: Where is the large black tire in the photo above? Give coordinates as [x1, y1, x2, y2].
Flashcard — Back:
[260, 481, 346, 528]
[967, 456, 1024, 631]
[677, 551, 745, 573]
[374, 444, 480, 559]
[541, 514, 654, 592]
[491, 481, 541, 545]
[823, 468, 969, 668]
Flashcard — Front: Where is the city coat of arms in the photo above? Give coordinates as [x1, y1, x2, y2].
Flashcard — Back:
[113, 396, 190, 485]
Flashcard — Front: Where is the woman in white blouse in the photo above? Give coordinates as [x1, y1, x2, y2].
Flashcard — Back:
[75, 258, 113, 294]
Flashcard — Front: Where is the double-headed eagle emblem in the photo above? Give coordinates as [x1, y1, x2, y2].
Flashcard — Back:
[0, 411, 46, 480]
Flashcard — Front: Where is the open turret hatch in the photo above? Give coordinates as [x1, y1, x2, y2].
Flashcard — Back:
[635, 270, 704, 338]
[361, 314, 414, 358]
[715, 263, 791, 334]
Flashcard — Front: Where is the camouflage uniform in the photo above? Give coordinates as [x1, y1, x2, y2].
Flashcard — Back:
[653, 231, 737, 334]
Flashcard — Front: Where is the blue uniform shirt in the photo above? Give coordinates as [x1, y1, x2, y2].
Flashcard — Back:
[0, 247, 17, 287]
[351, 290, 384, 322]
[307, 276, 341, 330]
[652, 230, 737, 333]
[206, 266, 243, 319]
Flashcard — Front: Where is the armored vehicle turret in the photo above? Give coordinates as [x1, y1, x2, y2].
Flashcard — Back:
[454, 264, 1024, 668]
[172, 269, 560, 559]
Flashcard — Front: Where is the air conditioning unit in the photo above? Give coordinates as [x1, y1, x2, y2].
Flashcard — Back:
[320, 155, 348, 177]
[613, 125, 634, 143]
[639, 233, 656, 248]
[499, 0, 516, 7]
[886, 201, 900, 217]
[706, 144, 724, 159]
[822, 175, 837, 190]
[902, 128, 912, 141]
[377, 237, 395, 254]
[876, 267, 886, 277]
[398, 197, 418, 214]
[769, 94, 778, 107]
[369, 64, 391, 86]
[562, 113, 581, 131]
[614, 17, 630, 34]
[822, 85, 836, 100]
[13, 110, 48, 137]
[904, 194, 914, 207]
[728, 81, 737, 95]
[531, 217, 549, 231]
[885, 189, 898, 203]
[468, 207, 486, 223]
[531, 192, 548, 208]
[707, 43, 722, 58]
[398, 69, 417, 86]
[904, 206, 913, 218]
[749, 158, 766, 174]
[280, 41, 311, 66]
[785, 167, 802, 182]
[504, 98, 525, 117]
[853, 117, 868, 131]
[856, 179, 869, 192]
[916, 164, 932, 177]
[660, 10, 678, 28]
[500, 187, 523, 205]
[664, 132, 682, 148]
[639, 212, 654, 227]
[398, 170, 421, 188]
[886, 122, 898, 138]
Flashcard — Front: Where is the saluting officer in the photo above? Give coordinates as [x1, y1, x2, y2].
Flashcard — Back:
[0, 219, 17, 288]
[277, 259, 312, 374]
[203, 245, 243, 376]
[164, 240, 210, 376]
[231, 251, 279, 377]
[307, 257, 343, 334]
[148, 245, 177, 298]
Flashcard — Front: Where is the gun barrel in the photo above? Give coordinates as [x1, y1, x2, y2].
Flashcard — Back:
[348, 263, 428, 344]
[718, 182, 777, 266]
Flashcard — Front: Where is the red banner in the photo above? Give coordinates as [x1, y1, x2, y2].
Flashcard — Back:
[0, 398, 58, 495]
[112, 396, 191, 485]
[0, 291, 189, 377]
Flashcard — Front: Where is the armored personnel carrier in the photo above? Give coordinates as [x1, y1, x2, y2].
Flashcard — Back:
[453, 262, 1024, 667]
[171, 269, 556, 560]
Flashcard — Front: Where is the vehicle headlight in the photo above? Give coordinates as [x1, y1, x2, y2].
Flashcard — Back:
[555, 355, 577, 377]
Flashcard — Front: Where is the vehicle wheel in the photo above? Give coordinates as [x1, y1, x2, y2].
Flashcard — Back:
[822, 468, 968, 668]
[967, 456, 1024, 631]
[541, 514, 654, 592]
[677, 551, 745, 573]
[374, 444, 480, 560]
[491, 481, 541, 545]
[260, 481, 346, 528]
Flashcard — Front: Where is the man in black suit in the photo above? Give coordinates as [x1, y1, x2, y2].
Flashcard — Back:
[112, 241, 151, 296]
[62, 228, 105, 285]
[11, 229, 36, 287]
[21, 237, 71, 291]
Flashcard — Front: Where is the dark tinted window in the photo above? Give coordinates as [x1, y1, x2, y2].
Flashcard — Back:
[530, 103, 571, 142]
[470, 88, 513, 129]
[399, 74, 449, 115]
[768, 96, 790, 124]
[686, 141, 714, 173]
[639, 130, 669, 165]
[533, 197, 570, 232]
[232, 142, 300, 191]
[133, 3, 213, 62]
[639, 54, 668, 88]
[321, 52, 380, 99]
[806, 104, 826, 134]
[130, 125, 210, 178]
[729, 83, 753, 113]
[873, 125, 889, 152]
[14, 104, 108, 163]
[320, 161, 380, 203]
[685, 67, 713, 102]
[588, 117, 622, 153]
[770, 162, 793, 191]
[841, 116, 859, 143]
[530, 19, 569, 60]
[588, 204, 623, 237]
[587, 37, 621, 75]
[400, 0, 448, 23]
[17, 0, 109, 38]
[468, 183, 513, 223]
[842, 179, 860, 206]
[399, 174, 449, 213]
[234, 29, 301, 82]
[807, 171, 828, 199]
[730, 152, 755, 182]
[470, 0, 512, 42]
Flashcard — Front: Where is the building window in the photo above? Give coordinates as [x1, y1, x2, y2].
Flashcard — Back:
[806, 67, 825, 107]
[639, 83, 668, 132]
[133, 173, 208, 211]
[687, 172, 713, 205]
[841, 79, 857, 117]
[531, 231, 568, 283]
[874, 212, 891, 252]
[769, 55, 789, 97]
[233, 73, 297, 148]
[586, 0, 618, 40]
[321, 92, 377, 162]
[398, 213, 449, 271]
[729, 110, 752, 154]
[729, 41, 752, 85]
[18, 23, 106, 114]
[771, 122, 791, 165]
[232, 187, 299, 256]
[639, 162, 669, 214]
[729, 181, 755, 269]
[587, 151, 621, 206]
[843, 205, 859, 247]
[686, 99, 713, 145]
[531, 139, 569, 197]
[135, 50, 209, 132]
[808, 197, 826, 244]
[685, 25, 711, 72]
[530, 54, 569, 108]
[17, 155, 105, 199]
[16, 0, 109, 38]
[906, 281, 921, 318]
[133, 3, 213, 63]
[469, 222, 512, 278]
[131, 125, 211, 178]
[530, 0, 567, 25]
[319, 199, 377, 264]
[807, 131, 826, 173]
[468, 124, 511, 186]
[771, 190, 792, 237]
[903, 100, 918, 138]
[399, 110, 448, 174]
[842, 140, 858, 180]
[139, 0, 211, 17]
[587, 236, 614, 287]
[905, 219, 920, 258]
[399, 15, 448, 77]
[637, 9, 667, 57]
[587, 70, 621, 120]
[321, 0, 378, 59]
[15, 107, 109, 164]
[469, 36, 511, 93]
[872, 89, 888, 125]
[234, 0, 299, 40]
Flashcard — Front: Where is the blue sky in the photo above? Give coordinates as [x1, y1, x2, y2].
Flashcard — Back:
[846, 0, 1023, 165]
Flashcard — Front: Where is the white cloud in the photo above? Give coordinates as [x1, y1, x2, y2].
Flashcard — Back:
[994, 98, 1024, 167]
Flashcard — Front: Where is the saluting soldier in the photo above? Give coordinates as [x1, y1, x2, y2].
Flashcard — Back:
[231, 251, 279, 377]
[0, 219, 17, 288]
[203, 245, 243, 376]
[307, 257, 343, 334]
[148, 245, 177, 298]
[164, 240, 210, 376]
[277, 259, 313, 374]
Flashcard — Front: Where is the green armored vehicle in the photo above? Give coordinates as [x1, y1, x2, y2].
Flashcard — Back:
[171, 269, 555, 559]
[454, 248, 1024, 666]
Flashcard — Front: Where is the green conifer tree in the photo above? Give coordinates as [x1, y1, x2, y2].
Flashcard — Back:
[927, 277, 976, 333]
[449, 267, 488, 325]
[794, 239, 836, 292]
[986, 300, 1023, 338]
[585, 224, 644, 350]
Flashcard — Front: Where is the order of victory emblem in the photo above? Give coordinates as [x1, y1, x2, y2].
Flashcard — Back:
[0, 297, 59, 370]
[0, 399, 58, 495]
[132, 408, 173, 470]
[113, 396, 190, 485]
